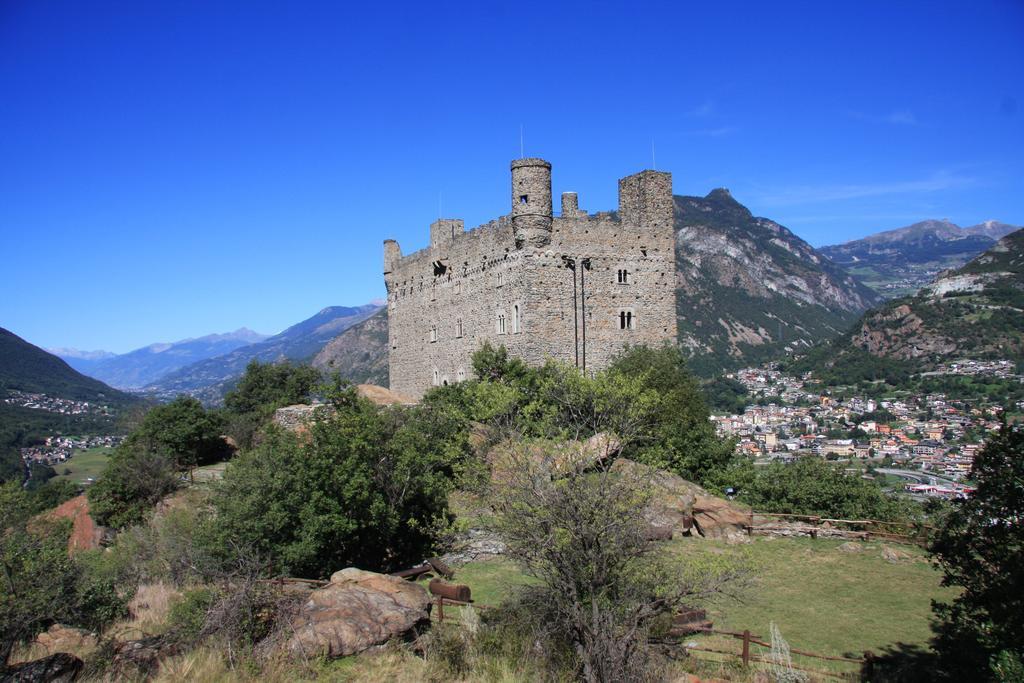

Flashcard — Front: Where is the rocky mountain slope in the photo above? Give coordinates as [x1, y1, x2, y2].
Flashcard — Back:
[673, 189, 883, 375]
[145, 305, 380, 403]
[798, 229, 1024, 379]
[313, 308, 389, 386]
[55, 329, 268, 389]
[1, 327, 136, 406]
[820, 219, 1019, 298]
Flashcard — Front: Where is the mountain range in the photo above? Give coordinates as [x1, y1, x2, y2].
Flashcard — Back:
[796, 228, 1024, 382]
[1, 327, 136, 406]
[144, 304, 380, 403]
[820, 219, 1019, 298]
[672, 189, 882, 375]
[54, 329, 268, 389]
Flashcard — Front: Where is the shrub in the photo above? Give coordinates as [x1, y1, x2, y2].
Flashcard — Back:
[0, 483, 127, 666]
[209, 390, 454, 578]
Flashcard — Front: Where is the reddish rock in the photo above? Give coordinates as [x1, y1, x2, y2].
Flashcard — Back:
[47, 495, 104, 554]
[284, 568, 431, 658]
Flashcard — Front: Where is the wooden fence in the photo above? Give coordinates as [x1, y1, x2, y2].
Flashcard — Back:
[430, 596, 873, 681]
[747, 511, 933, 546]
[658, 626, 875, 681]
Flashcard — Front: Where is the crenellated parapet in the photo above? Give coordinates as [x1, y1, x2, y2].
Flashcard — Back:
[382, 158, 677, 398]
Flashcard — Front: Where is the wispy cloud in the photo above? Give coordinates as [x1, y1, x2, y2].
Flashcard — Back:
[685, 126, 738, 137]
[847, 109, 919, 126]
[687, 100, 715, 117]
[754, 170, 976, 207]
[885, 109, 917, 125]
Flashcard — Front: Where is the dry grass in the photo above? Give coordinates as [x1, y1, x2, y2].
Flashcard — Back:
[117, 581, 181, 639]
[9, 637, 98, 667]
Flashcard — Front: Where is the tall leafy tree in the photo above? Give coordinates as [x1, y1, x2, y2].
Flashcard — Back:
[930, 421, 1024, 678]
[129, 396, 228, 471]
[609, 344, 737, 486]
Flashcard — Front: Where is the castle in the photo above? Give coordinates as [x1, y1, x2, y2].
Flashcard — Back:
[383, 158, 677, 398]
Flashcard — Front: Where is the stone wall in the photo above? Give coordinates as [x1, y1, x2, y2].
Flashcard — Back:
[384, 159, 677, 398]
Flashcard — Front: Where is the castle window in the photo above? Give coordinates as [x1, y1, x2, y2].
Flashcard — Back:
[497, 272, 504, 287]
[456, 318, 463, 338]
[455, 280, 462, 295]
[519, 195, 528, 204]
[617, 269, 630, 284]
[457, 367, 466, 382]
[433, 369, 439, 386]
[513, 304, 520, 333]
[619, 310, 634, 330]
[497, 312, 507, 335]
[430, 325, 438, 343]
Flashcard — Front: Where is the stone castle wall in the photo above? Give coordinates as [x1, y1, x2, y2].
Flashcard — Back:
[384, 159, 676, 398]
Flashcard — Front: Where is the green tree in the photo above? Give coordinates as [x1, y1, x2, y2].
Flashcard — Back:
[930, 421, 1024, 679]
[740, 456, 909, 520]
[209, 389, 453, 578]
[87, 445, 179, 528]
[223, 361, 321, 416]
[129, 396, 228, 471]
[221, 361, 322, 448]
[702, 376, 749, 414]
[609, 345, 737, 486]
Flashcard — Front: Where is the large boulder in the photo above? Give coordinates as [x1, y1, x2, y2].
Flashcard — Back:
[284, 568, 431, 658]
[611, 459, 750, 541]
[691, 494, 750, 541]
[489, 432, 622, 484]
[32, 625, 97, 657]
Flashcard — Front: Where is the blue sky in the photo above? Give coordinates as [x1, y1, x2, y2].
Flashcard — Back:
[2, 0, 1022, 353]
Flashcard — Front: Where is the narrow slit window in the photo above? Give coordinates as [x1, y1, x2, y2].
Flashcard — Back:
[456, 318, 463, 338]
[498, 313, 507, 335]
[513, 304, 520, 333]
[430, 325, 438, 343]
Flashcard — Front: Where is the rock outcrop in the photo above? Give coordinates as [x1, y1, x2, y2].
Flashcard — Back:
[45, 495, 106, 554]
[0, 653, 83, 683]
[284, 568, 432, 658]
[611, 458, 750, 541]
[32, 625, 97, 657]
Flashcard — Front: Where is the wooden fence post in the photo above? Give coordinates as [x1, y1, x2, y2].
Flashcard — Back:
[862, 650, 875, 680]
[742, 629, 751, 667]
[437, 596, 444, 622]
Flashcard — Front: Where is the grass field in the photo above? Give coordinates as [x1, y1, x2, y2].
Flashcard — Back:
[54, 446, 113, 484]
[448, 536, 956, 670]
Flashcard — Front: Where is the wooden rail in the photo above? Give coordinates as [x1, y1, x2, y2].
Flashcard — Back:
[747, 511, 933, 546]
[671, 626, 872, 679]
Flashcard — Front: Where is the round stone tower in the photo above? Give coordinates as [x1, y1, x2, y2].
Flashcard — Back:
[511, 157, 552, 248]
